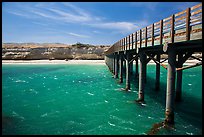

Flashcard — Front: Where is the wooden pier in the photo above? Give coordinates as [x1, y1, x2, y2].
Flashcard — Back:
[104, 3, 202, 125]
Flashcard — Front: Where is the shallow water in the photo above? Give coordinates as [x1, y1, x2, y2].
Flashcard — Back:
[2, 64, 202, 135]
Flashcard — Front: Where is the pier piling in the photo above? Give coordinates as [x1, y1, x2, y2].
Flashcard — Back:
[130, 54, 133, 75]
[114, 53, 119, 78]
[119, 53, 123, 83]
[125, 53, 130, 91]
[175, 53, 183, 102]
[136, 51, 146, 102]
[165, 46, 176, 125]
[113, 55, 115, 75]
[155, 54, 160, 90]
[135, 55, 139, 77]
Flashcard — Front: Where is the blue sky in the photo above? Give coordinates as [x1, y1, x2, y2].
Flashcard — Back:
[2, 2, 200, 45]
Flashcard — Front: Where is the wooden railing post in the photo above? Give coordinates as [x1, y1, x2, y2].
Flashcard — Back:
[145, 27, 147, 47]
[140, 29, 142, 48]
[152, 24, 154, 46]
[135, 31, 137, 52]
[120, 40, 122, 51]
[171, 15, 175, 43]
[132, 33, 134, 50]
[160, 20, 163, 45]
[122, 38, 125, 50]
[125, 37, 127, 50]
[186, 7, 191, 41]
[129, 35, 130, 50]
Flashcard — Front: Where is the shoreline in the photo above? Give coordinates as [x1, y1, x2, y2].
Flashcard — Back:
[2, 60, 105, 65]
[2, 59, 200, 65]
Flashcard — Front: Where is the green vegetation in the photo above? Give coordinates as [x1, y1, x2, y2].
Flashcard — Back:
[71, 42, 94, 48]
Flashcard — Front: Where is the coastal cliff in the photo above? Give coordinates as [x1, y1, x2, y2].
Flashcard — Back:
[2, 43, 110, 60]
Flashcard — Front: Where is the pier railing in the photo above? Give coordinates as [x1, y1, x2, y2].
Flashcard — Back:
[105, 3, 202, 55]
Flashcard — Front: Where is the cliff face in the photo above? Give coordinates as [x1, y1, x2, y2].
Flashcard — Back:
[2, 43, 110, 60]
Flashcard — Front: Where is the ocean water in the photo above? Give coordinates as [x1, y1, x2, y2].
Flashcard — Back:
[2, 64, 202, 135]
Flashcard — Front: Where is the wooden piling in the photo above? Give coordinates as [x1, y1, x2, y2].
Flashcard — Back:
[155, 54, 160, 90]
[144, 55, 147, 83]
[135, 56, 139, 77]
[136, 51, 146, 102]
[113, 54, 115, 75]
[119, 53, 123, 83]
[130, 54, 133, 75]
[165, 46, 176, 125]
[125, 53, 130, 91]
[114, 53, 119, 78]
[175, 53, 183, 102]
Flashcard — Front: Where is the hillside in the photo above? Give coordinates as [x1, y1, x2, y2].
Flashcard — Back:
[2, 43, 110, 60]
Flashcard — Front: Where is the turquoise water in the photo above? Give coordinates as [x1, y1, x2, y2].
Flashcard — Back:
[2, 64, 202, 135]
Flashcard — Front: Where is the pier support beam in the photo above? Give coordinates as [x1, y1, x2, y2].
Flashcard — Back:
[119, 53, 123, 83]
[113, 54, 115, 75]
[125, 53, 130, 91]
[175, 53, 183, 102]
[114, 53, 119, 78]
[135, 55, 139, 77]
[165, 46, 176, 125]
[130, 54, 133, 75]
[144, 55, 147, 83]
[136, 51, 146, 102]
[155, 54, 160, 90]
[123, 59, 126, 74]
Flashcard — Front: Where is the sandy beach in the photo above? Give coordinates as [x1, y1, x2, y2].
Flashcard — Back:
[2, 59, 200, 65]
[2, 60, 106, 65]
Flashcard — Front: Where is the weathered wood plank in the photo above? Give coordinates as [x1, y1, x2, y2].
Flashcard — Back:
[163, 16, 171, 22]
[175, 16, 186, 22]
[154, 21, 160, 25]
[175, 10, 186, 17]
[163, 20, 172, 26]
[190, 3, 202, 10]
[191, 9, 202, 16]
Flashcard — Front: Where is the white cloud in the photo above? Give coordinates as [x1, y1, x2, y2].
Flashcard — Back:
[48, 8, 93, 23]
[129, 2, 159, 11]
[62, 2, 92, 18]
[67, 32, 91, 38]
[7, 11, 33, 18]
[32, 22, 48, 26]
[88, 20, 149, 34]
[92, 30, 101, 34]
[6, 2, 150, 34]
[90, 22, 138, 31]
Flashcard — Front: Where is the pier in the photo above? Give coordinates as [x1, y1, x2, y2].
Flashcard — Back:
[104, 3, 202, 125]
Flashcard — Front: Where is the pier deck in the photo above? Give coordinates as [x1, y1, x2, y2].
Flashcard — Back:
[104, 3, 202, 125]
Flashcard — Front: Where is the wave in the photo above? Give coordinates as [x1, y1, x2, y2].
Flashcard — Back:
[108, 121, 116, 126]
[15, 80, 26, 83]
[87, 92, 94, 96]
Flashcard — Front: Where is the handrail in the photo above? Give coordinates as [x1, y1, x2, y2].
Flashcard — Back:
[105, 3, 202, 55]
